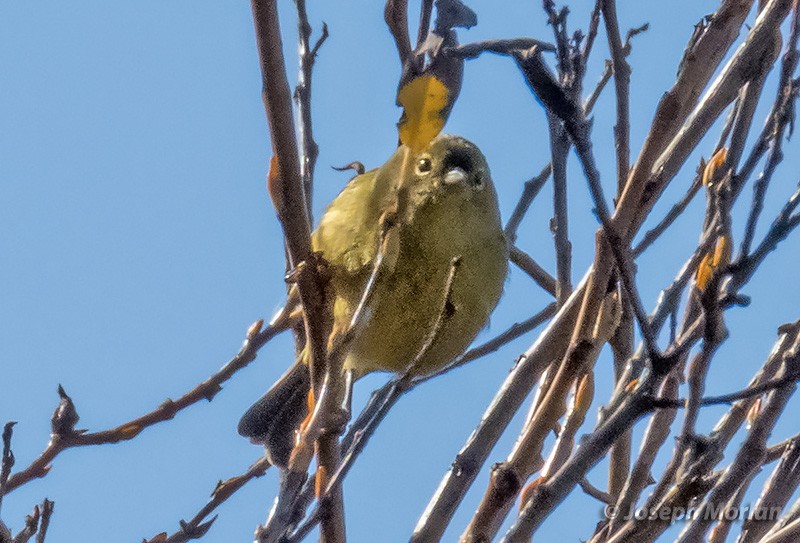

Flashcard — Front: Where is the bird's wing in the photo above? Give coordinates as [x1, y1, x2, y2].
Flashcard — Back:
[313, 167, 393, 275]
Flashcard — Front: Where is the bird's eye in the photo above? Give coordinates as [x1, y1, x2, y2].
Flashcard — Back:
[416, 157, 433, 175]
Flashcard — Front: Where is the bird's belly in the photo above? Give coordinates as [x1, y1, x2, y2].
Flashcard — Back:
[343, 242, 505, 376]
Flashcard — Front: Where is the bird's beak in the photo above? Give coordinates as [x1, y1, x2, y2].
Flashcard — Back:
[443, 167, 468, 185]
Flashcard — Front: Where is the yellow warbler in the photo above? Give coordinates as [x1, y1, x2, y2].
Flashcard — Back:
[239, 134, 508, 466]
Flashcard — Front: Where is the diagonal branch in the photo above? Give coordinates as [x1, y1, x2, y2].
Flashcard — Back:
[5, 318, 287, 495]
[146, 456, 272, 543]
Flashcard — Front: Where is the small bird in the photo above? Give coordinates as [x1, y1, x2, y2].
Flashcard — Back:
[238, 134, 508, 467]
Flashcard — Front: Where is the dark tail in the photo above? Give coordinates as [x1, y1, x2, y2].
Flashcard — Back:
[238, 361, 310, 468]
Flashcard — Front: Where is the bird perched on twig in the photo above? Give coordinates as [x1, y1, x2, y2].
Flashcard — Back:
[238, 134, 508, 467]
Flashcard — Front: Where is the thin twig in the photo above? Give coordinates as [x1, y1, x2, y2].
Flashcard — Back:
[12, 504, 40, 543]
[504, 165, 551, 244]
[740, 2, 800, 257]
[509, 245, 557, 297]
[411, 276, 586, 543]
[548, 112, 573, 306]
[250, 1, 343, 540]
[649, 370, 800, 409]
[633, 175, 702, 256]
[34, 500, 53, 543]
[426, 302, 559, 380]
[5, 318, 286, 495]
[282, 303, 557, 542]
[604, 329, 800, 542]
[580, 0, 602, 69]
[608, 301, 634, 500]
[416, 0, 434, 48]
[601, 0, 633, 193]
[262, 225, 400, 543]
[450, 38, 556, 59]
[583, 60, 612, 114]
[286, 258, 464, 542]
[507, 111, 797, 543]
[250, 0, 331, 476]
[385, 0, 412, 64]
[294, 0, 328, 218]
[677, 342, 799, 541]
[514, 47, 661, 361]
[740, 433, 800, 542]
[606, 375, 679, 537]
[730, 181, 800, 294]
[284, 375, 411, 543]
[0, 423, 14, 512]
[502, 24, 643, 247]
[579, 477, 613, 504]
[458, 10, 645, 535]
[148, 456, 272, 543]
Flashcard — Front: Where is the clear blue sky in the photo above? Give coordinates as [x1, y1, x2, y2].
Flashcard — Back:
[2, 1, 800, 541]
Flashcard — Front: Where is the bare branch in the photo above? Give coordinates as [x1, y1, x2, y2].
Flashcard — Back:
[148, 456, 272, 543]
[606, 376, 679, 537]
[286, 258, 464, 542]
[740, 3, 800, 256]
[633, 175, 701, 257]
[294, 0, 328, 217]
[504, 165, 551, 244]
[608, 301, 634, 500]
[5, 318, 286, 495]
[450, 38, 556, 59]
[624, 0, 755, 221]
[12, 505, 39, 543]
[677, 340, 799, 541]
[34, 500, 52, 543]
[411, 277, 586, 542]
[548, 112, 573, 306]
[601, 0, 633, 193]
[579, 477, 613, 504]
[0, 423, 14, 512]
[280, 300, 556, 542]
[416, 0, 434, 47]
[580, 0, 603, 67]
[606, 322, 800, 543]
[428, 302, 558, 379]
[250, 0, 331, 458]
[385, 0, 412, 65]
[509, 245, 557, 297]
